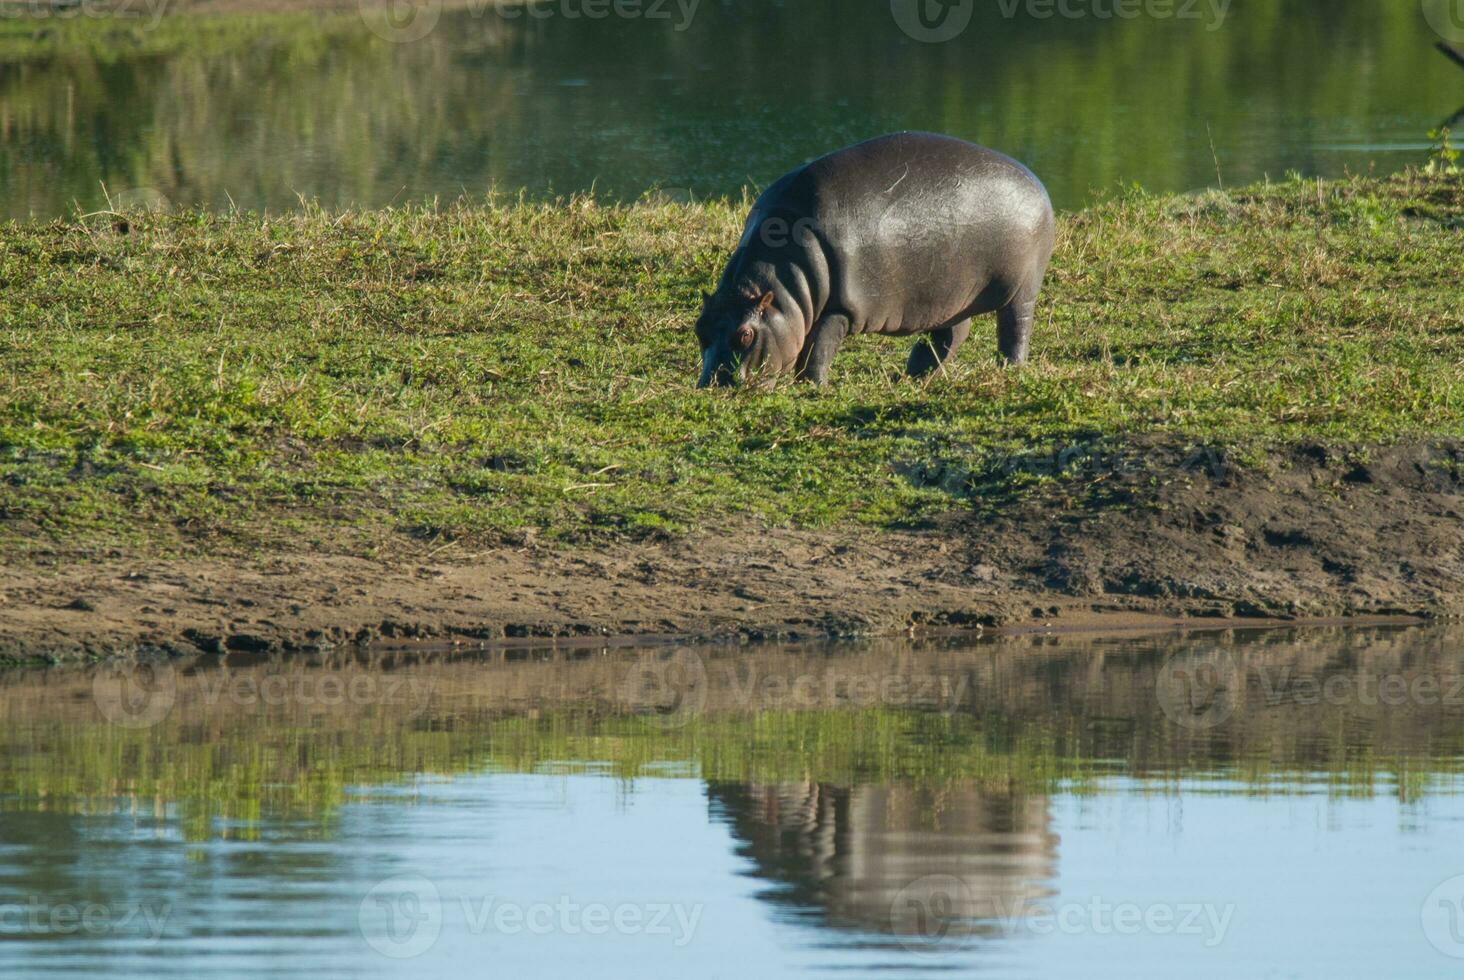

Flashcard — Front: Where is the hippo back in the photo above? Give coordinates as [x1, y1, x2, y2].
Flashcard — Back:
[751, 132, 1054, 336]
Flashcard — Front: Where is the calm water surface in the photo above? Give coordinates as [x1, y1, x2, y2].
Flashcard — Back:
[2, 626, 1464, 977]
[1, 0, 1462, 218]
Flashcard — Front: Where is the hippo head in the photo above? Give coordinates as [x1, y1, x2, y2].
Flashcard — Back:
[694, 289, 802, 388]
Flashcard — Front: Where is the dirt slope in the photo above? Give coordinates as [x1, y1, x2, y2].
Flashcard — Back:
[2, 440, 1461, 660]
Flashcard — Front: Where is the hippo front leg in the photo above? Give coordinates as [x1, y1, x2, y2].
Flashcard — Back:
[796, 314, 851, 385]
[906, 319, 971, 378]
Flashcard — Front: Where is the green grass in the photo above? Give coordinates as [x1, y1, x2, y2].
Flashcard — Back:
[1, 171, 1461, 559]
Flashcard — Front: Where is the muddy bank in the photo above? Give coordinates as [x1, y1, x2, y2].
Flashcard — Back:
[2, 440, 1461, 661]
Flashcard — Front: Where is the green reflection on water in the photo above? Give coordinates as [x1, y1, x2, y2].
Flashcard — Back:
[1, 0, 1459, 218]
[2, 626, 1461, 841]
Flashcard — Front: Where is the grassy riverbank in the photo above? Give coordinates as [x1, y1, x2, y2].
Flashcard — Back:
[2, 171, 1461, 562]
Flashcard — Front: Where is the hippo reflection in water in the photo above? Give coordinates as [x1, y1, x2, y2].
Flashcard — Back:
[708, 781, 1057, 941]
[695, 131, 1055, 387]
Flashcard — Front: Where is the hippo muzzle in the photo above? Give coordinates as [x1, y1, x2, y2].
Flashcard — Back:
[698, 346, 742, 388]
[696, 295, 776, 387]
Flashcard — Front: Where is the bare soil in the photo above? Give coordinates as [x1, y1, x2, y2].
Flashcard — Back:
[2, 439, 1461, 661]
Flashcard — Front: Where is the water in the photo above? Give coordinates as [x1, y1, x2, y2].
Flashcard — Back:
[2, 0, 1461, 219]
[2, 625, 1464, 977]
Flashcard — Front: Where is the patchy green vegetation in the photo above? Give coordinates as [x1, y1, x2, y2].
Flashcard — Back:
[1, 171, 1461, 559]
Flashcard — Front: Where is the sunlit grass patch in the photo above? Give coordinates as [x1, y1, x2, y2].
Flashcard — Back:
[1, 171, 1460, 558]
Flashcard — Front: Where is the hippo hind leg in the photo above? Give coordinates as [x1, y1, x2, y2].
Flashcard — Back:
[996, 294, 1036, 366]
[906, 318, 972, 378]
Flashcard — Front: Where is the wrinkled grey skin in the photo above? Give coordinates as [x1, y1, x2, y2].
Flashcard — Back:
[696, 132, 1055, 388]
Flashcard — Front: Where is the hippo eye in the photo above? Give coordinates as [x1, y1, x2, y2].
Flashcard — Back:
[732, 323, 756, 351]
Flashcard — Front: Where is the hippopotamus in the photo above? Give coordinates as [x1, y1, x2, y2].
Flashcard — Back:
[695, 132, 1055, 387]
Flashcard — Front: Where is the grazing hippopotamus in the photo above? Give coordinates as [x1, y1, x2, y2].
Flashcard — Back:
[695, 132, 1055, 387]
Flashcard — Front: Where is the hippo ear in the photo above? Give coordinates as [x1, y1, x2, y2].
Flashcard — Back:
[700, 291, 712, 309]
[757, 291, 774, 314]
